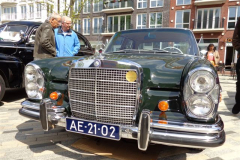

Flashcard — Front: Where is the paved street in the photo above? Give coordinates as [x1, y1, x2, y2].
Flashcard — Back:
[0, 75, 240, 160]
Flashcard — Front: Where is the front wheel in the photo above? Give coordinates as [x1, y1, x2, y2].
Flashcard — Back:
[0, 75, 6, 101]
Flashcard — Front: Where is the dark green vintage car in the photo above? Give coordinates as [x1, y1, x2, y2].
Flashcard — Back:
[19, 28, 225, 150]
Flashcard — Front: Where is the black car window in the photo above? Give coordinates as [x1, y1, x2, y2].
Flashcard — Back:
[104, 29, 199, 55]
[79, 36, 87, 48]
[28, 27, 38, 44]
[0, 25, 28, 42]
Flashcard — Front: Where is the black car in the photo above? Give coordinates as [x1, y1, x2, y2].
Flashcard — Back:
[0, 21, 94, 101]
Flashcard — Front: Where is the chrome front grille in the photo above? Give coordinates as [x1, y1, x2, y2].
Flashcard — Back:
[69, 68, 138, 125]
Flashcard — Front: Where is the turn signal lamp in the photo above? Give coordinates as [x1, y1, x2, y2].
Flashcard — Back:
[158, 101, 169, 111]
[50, 92, 59, 100]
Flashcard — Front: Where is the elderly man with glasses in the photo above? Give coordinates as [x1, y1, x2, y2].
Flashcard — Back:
[34, 13, 61, 60]
[54, 16, 80, 57]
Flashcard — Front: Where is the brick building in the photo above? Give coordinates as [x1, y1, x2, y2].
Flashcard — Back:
[74, 0, 239, 66]
[73, 0, 170, 51]
[170, 0, 240, 67]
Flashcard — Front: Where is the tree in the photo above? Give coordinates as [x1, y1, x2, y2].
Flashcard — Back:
[32, 0, 103, 25]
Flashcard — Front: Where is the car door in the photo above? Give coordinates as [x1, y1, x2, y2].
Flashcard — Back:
[75, 31, 95, 56]
[19, 25, 39, 65]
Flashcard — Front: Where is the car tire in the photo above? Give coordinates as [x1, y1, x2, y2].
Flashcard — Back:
[0, 75, 6, 101]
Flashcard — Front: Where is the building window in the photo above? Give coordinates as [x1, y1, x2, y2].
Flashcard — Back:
[228, 6, 240, 29]
[36, 3, 42, 18]
[175, 10, 190, 28]
[150, 0, 163, 8]
[138, 0, 147, 9]
[93, 17, 103, 34]
[83, 0, 91, 13]
[3, 7, 16, 21]
[196, 8, 221, 29]
[74, 0, 81, 13]
[150, 12, 162, 28]
[137, 14, 147, 29]
[74, 20, 81, 32]
[83, 18, 90, 35]
[107, 15, 131, 32]
[93, 0, 103, 12]
[29, 4, 34, 19]
[47, 4, 53, 17]
[105, 0, 133, 9]
[176, 0, 191, 5]
[21, 6, 27, 19]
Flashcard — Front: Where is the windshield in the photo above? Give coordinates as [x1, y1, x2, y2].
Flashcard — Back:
[0, 25, 28, 42]
[104, 29, 199, 55]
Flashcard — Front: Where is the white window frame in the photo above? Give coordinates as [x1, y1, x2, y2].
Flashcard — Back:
[137, 13, 147, 29]
[150, 0, 163, 8]
[93, 17, 103, 34]
[74, 0, 81, 13]
[3, 7, 16, 20]
[74, 20, 81, 32]
[137, 0, 147, 9]
[36, 3, 42, 18]
[29, 4, 34, 19]
[176, 0, 191, 6]
[83, 0, 90, 14]
[175, 10, 191, 29]
[196, 8, 221, 29]
[107, 14, 132, 33]
[83, 18, 90, 35]
[149, 12, 163, 28]
[93, 0, 103, 13]
[228, 6, 240, 29]
[20, 5, 27, 20]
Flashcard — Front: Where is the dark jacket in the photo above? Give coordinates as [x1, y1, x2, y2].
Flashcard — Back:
[233, 17, 240, 52]
[33, 20, 56, 59]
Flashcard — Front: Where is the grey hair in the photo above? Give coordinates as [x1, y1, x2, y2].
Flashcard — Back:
[62, 16, 71, 23]
[48, 12, 61, 20]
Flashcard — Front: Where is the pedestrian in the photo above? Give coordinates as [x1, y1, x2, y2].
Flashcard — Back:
[54, 16, 80, 57]
[205, 44, 220, 66]
[33, 13, 61, 60]
[232, 17, 240, 114]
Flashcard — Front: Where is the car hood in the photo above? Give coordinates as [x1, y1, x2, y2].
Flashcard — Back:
[33, 54, 195, 90]
[103, 53, 195, 90]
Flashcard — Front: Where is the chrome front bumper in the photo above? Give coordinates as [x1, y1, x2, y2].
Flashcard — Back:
[19, 99, 225, 150]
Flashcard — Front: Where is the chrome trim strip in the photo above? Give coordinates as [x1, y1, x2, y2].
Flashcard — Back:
[70, 78, 137, 83]
[20, 108, 39, 116]
[70, 99, 135, 108]
[69, 88, 136, 96]
[0, 45, 34, 49]
[151, 116, 223, 134]
[0, 60, 22, 63]
[21, 101, 40, 110]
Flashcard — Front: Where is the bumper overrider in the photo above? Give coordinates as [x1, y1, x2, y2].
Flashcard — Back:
[19, 99, 225, 150]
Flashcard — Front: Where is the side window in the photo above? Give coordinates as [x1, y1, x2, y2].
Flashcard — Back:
[28, 27, 38, 44]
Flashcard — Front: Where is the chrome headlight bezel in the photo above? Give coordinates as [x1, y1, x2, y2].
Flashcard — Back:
[183, 67, 219, 120]
[25, 63, 45, 100]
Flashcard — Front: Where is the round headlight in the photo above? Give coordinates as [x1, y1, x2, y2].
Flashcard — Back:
[25, 64, 44, 99]
[187, 95, 213, 116]
[26, 82, 38, 98]
[189, 70, 215, 93]
[25, 65, 37, 82]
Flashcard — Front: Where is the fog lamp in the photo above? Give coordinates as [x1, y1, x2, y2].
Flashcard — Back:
[158, 101, 169, 111]
[50, 92, 59, 101]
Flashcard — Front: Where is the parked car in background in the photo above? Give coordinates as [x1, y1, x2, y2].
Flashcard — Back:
[19, 28, 225, 150]
[0, 21, 94, 101]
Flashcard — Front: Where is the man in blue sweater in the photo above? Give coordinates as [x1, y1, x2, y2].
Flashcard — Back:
[54, 16, 80, 57]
